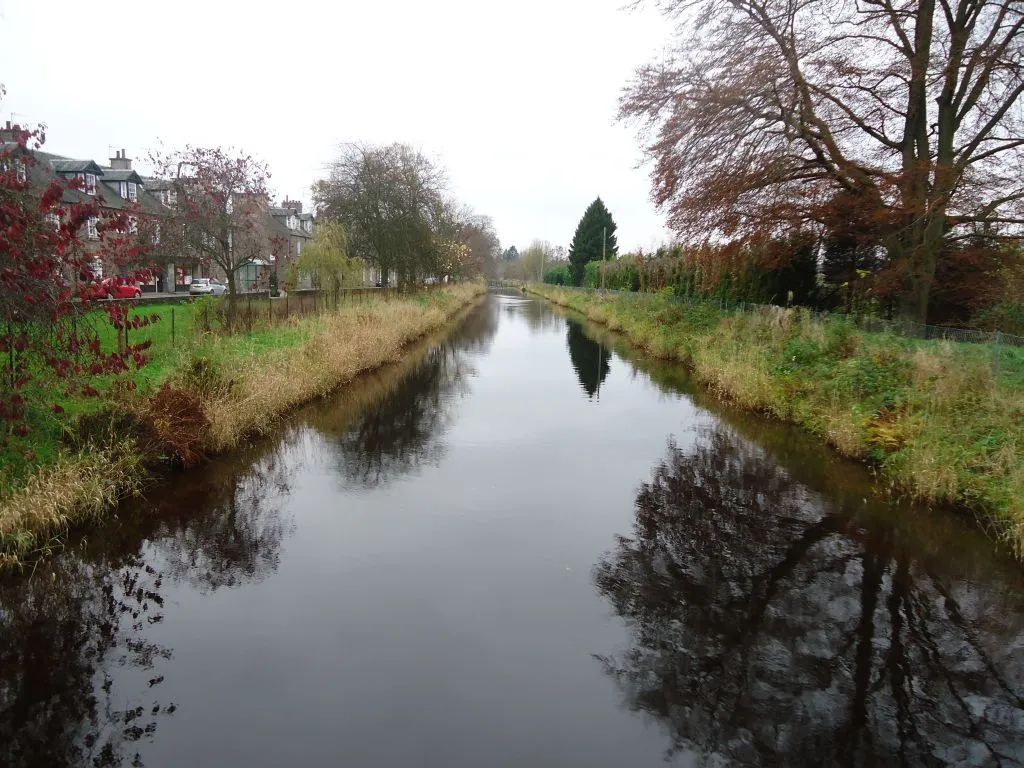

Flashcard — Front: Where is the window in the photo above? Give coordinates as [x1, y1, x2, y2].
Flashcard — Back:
[151, 223, 161, 244]
[165, 189, 177, 207]
[288, 215, 297, 230]
[85, 173, 97, 195]
[127, 182, 137, 202]
[119, 181, 128, 198]
[46, 212, 60, 230]
[296, 239, 302, 255]
[14, 159, 26, 183]
[128, 216, 138, 235]
[91, 258, 103, 280]
[87, 216, 98, 240]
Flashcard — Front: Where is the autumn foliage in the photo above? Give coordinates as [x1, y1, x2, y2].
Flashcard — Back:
[0, 111, 156, 447]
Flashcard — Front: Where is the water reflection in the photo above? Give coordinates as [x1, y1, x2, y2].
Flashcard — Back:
[0, 439, 297, 767]
[594, 427, 1024, 766]
[567, 320, 611, 399]
[324, 298, 499, 489]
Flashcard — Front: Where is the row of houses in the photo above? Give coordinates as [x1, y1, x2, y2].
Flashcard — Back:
[1, 121, 317, 294]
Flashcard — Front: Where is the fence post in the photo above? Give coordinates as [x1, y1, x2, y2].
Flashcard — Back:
[248, 294, 253, 332]
[992, 331, 1002, 380]
[7, 321, 13, 390]
[171, 307, 175, 347]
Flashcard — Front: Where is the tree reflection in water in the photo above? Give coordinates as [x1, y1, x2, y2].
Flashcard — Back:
[0, 439, 297, 767]
[594, 427, 1024, 766]
[567, 320, 610, 399]
[332, 298, 498, 489]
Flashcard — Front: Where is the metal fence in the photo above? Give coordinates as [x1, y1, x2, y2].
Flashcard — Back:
[513, 281, 1023, 380]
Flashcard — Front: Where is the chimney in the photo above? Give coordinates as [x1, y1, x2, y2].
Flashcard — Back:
[1, 121, 24, 144]
[109, 148, 132, 170]
[282, 197, 302, 214]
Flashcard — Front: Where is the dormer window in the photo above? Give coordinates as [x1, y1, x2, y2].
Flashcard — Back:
[164, 189, 177, 207]
[288, 215, 297, 229]
[119, 182, 128, 198]
[127, 182, 137, 202]
[85, 173, 97, 195]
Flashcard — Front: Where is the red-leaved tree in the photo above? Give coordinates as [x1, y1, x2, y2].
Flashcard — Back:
[1, 101, 157, 447]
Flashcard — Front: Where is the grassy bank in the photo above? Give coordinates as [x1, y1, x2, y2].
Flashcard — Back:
[0, 284, 484, 566]
[531, 284, 1024, 555]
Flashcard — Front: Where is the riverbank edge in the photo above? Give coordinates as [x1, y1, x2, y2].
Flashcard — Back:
[528, 283, 1023, 557]
[0, 284, 485, 568]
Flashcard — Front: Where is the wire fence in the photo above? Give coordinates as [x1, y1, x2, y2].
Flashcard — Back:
[5, 284, 451, 387]
[503, 281, 1024, 381]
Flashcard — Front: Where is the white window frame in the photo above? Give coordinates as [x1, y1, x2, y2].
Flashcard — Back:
[127, 181, 137, 202]
[87, 216, 98, 240]
[119, 181, 128, 198]
[14, 159, 26, 183]
[166, 189, 177, 206]
[46, 212, 60, 230]
[85, 173, 97, 195]
[128, 216, 138, 235]
[151, 222, 161, 244]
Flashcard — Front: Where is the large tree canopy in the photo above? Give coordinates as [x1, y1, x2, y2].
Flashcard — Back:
[623, 0, 1024, 320]
[568, 197, 618, 285]
[313, 143, 450, 286]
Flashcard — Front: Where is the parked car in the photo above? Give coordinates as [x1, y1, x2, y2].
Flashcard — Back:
[84, 278, 142, 300]
[189, 278, 228, 296]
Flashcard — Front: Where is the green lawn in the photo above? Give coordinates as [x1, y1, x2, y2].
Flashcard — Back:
[1, 296, 335, 486]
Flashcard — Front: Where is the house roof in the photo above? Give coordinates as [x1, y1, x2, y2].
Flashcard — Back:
[99, 168, 144, 184]
[51, 158, 105, 175]
[141, 176, 173, 191]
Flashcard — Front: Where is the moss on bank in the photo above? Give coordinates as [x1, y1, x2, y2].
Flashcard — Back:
[531, 284, 1024, 556]
[0, 284, 484, 566]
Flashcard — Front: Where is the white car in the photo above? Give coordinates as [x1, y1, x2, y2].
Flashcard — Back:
[189, 278, 228, 296]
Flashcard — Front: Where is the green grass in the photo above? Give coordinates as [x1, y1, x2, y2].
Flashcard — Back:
[531, 285, 1024, 557]
[0, 290, 458, 489]
[0, 285, 486, 567]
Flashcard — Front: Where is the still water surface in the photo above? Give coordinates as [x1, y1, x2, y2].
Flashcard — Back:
[2, 293, 1023, 767]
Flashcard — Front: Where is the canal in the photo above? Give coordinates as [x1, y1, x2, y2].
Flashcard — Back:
[2, 292, 1023, 767]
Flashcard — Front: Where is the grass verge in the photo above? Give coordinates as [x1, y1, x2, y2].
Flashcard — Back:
[0, 284, 484, 567]
[530, 284, 1024, 556]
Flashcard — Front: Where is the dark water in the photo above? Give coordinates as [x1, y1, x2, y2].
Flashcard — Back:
[3, 293, 1024, 767]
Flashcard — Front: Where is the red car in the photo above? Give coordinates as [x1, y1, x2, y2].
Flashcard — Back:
[84, 278, 143, 300]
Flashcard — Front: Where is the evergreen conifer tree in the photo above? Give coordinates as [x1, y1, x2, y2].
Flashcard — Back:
[568, 197, 618, 286]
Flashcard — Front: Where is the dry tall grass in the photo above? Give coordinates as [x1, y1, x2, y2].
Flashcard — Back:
[0, 284, 484, 568]
[0, 440, 145, 567]
[191, 285, 484, 452]
[531, 284, 1024, 557]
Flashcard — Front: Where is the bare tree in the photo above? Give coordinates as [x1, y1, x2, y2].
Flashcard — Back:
[623, 0, 1024, 320]
[151, 146, 273, 296]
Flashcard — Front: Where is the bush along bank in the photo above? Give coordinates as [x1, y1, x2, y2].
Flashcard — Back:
[0, 283, 485, 567]
[530, 284, 1024, 557]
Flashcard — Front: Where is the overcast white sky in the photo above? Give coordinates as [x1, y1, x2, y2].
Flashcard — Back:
[0, 0, 672, 252]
